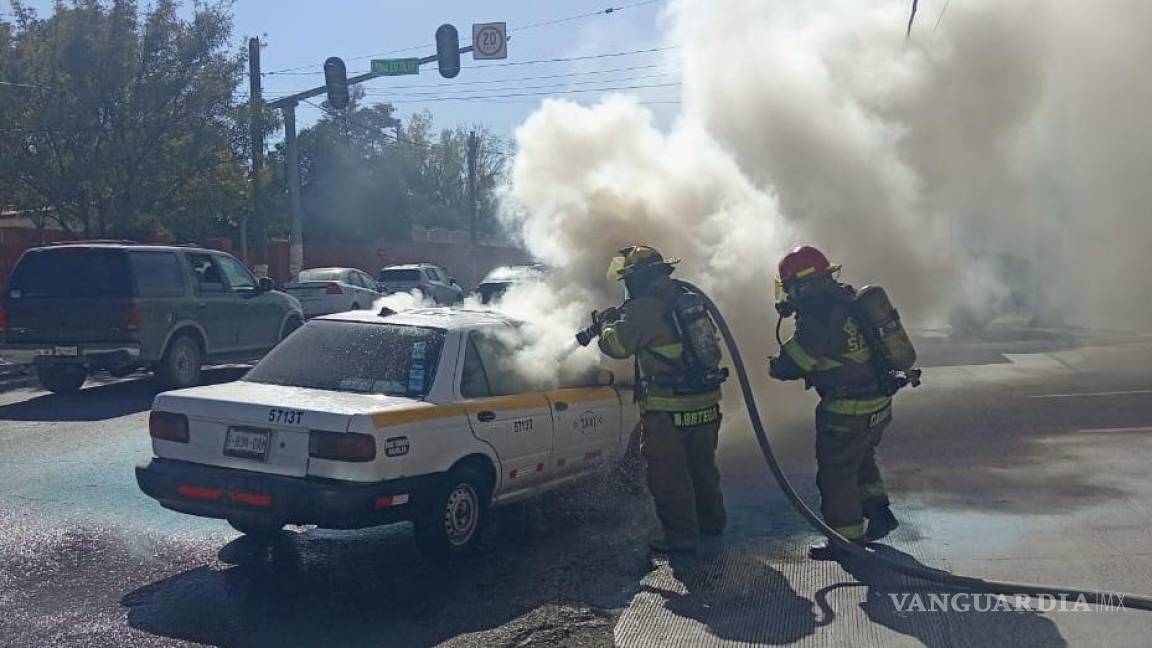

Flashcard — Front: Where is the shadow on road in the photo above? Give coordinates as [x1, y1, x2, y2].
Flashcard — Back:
[640, 550, 817, 645]
[121, 477, 654, 647]
[814, 544, 1067, 647]
[0, 367, 247, 422]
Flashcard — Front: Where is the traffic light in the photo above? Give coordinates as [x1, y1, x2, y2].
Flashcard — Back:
[435, 24, 460, 79]
[324, 57, 350, 109]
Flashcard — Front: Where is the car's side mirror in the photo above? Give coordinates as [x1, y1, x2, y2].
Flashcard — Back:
[257, 276, 275, 292]
[449, 277, 458, 286]
[595, 368, 615, 387]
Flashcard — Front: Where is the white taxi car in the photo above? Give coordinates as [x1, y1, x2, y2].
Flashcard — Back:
[136, 307, 639, 557]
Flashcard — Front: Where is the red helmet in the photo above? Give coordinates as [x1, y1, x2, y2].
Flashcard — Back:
[778, 245, 840, 283]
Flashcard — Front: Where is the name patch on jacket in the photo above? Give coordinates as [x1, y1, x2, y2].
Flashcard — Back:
[672, 405, 721, 428]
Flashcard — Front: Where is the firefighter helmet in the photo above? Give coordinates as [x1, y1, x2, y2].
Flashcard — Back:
[778, 245, 840, 283]
[609, 244, 679, 281]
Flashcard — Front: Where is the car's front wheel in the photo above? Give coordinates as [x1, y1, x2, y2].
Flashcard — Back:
[37, 365, 87, 394]
[414, 466, 490, 559]
[157, 334, 202, 390]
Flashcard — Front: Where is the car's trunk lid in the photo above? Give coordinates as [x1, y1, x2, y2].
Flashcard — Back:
[152, 382, 421, 477]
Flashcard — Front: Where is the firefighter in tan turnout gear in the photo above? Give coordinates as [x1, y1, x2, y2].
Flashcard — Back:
[769, 245, 920, 561]
[583, 245, 729, 554]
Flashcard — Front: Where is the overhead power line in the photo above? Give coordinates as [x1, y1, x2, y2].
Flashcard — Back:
[264, 0, 665, 76]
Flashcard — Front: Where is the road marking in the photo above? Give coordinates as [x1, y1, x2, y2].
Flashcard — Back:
[1076, 426, 1152, 434]
[1030, 389, 1152, 399]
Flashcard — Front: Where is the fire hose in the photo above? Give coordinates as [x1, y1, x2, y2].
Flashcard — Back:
[678, 280, 1152, 612]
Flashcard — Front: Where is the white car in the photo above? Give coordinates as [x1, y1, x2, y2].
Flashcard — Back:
[284, 267, 381, 318]
[136, 308, 639, 557]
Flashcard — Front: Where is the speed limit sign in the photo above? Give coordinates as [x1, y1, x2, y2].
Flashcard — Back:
[472, 22, 507, 60]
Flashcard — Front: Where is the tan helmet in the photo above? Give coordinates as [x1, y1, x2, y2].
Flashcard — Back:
[608, 244, 680, 281]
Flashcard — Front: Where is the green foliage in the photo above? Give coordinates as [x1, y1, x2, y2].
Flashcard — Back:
[273, 100, 509, 243]
[0, 0, 247, 240]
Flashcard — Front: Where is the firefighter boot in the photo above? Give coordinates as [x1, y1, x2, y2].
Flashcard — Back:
[865, 506, 899, 542]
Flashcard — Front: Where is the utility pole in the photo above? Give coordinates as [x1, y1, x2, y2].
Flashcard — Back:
[467, 130, 479, 243]
[247, 37, 264, 265]
[266, 24, 482, 282]
[284, 104, 303, 280]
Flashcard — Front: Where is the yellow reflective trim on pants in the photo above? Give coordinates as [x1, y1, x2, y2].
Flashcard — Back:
[832, 522, 865, 540]
[783, 338, 842, 372]
[642, 389, 721, 413]
[822, 396, 891, 416]
[859, 481, 887, 498]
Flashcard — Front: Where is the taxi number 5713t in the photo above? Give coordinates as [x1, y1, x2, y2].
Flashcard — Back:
[268, 408, 305, 425]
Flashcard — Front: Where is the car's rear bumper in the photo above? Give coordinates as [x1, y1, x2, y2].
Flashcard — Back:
[0, 343, 140, 368]
[135, 458, 441, 529]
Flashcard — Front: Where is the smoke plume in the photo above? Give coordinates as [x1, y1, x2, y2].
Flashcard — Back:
[501, 0, 1152, 341]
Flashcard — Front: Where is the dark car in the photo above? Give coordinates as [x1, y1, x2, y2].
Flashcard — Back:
[0, 242, 303, 393]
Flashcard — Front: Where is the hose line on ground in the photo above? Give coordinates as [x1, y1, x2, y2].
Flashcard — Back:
[679, 280, 1152, 612]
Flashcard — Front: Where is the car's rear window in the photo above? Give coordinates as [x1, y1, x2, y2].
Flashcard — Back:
[378, 269, 421, 282]
[244, 321, 445, 396]
[8, 248, 131, 299]
[299, 269, 344, 282]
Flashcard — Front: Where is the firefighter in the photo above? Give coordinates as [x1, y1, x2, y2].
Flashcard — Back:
[596, 245, 727, 554]
[768, 245, 900, 561]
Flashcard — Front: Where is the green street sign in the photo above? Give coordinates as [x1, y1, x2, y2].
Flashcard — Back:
[371, 58, 420, 76]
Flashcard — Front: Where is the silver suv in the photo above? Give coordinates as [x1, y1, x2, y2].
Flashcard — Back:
[376, 263, 464, 305]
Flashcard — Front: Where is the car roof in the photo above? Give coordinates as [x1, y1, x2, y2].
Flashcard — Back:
[380, 263, 440, 271]
[33, 242, 219, 253]
[317, 307, 514, 330]
[480, 265, 546, 284]
[301, 267, 355, 273]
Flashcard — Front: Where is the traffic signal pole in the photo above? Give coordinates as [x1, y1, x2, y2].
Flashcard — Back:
[266, 43, 472, 282]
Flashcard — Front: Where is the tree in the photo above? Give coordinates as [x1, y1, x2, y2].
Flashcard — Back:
[273, 99, 509, 243]
[0, 0, 247, 240]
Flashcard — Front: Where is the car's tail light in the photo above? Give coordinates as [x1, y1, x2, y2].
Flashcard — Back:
[150, 411, 189, 443]
[325, 282, 344, 295]
[309, 430, 375, 462]
[123, 305, 141, 333]
[0, 305, 7, 333]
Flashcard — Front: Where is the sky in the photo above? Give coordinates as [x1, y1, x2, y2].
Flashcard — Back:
[6, 0, 675, 139]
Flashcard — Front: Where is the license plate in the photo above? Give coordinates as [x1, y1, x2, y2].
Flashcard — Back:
[224, 427, 272, 461]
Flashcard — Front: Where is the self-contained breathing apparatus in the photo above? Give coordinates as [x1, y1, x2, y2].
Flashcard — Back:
[575, 281, 730, 396]
[774, 280, 922, 397]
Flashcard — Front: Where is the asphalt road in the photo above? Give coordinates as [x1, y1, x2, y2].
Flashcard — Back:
[2, 326, 1152, 647]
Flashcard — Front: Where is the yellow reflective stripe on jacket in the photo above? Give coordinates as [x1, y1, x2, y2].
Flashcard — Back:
[821, 396, 891, 416]
[599, 325, 630, 358]
[649, 342, 683, 359]
[782, 338, 843, 372]
[643, 389, 721, 413]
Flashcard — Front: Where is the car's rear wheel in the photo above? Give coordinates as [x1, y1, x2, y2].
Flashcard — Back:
[415, 466, 490, 559]
[157, 334, 202, 390]
[37, 365, 87, 394]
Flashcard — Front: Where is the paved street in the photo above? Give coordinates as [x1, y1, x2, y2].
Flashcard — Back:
[3, 327, 1152, 646]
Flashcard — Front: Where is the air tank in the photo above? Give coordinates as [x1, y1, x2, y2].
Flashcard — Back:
[854, 285, 917, 371]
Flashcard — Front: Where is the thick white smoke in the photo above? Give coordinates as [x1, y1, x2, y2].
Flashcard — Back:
[500, 0, 1152, 342]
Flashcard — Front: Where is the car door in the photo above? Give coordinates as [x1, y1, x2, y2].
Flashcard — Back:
[460, 329, 554, 493]
[215, 254, 280, 351]
[346, 270, 375, 309]
[183, 252, 239, 355]
[545, 375, 622, 478]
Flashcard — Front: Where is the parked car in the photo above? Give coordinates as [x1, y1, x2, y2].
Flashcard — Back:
[376, 263, 464, 305]
[285, 267, 381, 318]
[475, 264, 548, 304]
[0, 242, 303, 394]
[135, 307, 639, 558]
